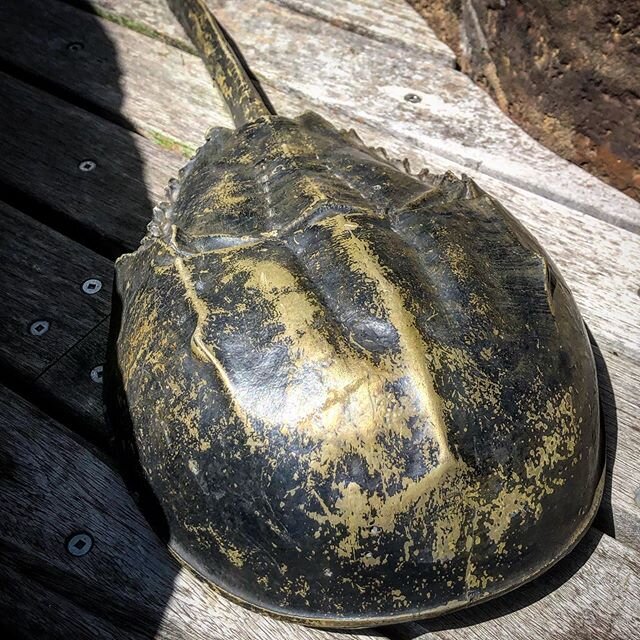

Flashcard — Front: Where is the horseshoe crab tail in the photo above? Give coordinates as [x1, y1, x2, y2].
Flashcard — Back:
[168, 0, 275, 128]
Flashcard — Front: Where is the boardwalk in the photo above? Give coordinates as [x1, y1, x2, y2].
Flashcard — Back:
[0, 1, 638, 638]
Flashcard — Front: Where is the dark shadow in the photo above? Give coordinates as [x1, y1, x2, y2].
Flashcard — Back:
[588, 328, 618, 538]
[0, 0, 176, 637]
[387, 327, 618, 638]
[0, 0, 154, 259]
[104, 287, 171, 544]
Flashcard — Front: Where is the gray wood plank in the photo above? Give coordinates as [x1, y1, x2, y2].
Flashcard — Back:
[0, 201, 112, 380]
[71, 0, 640, 232]
[33, 318, 110, 439]
[89, 0, 456, 63]
[0, 69, 182, 254]
[268, 0, 456, 63]
[0, 385, 386, 640]
[392, 532, 640, 640]
[0, 0, 217, 156]
[4, 0, 638, 231]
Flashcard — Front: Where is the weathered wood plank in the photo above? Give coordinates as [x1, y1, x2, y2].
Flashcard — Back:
[34, 318, 110, 439]
[269, 0, 456, 63]
[0, 385, 385, 640]
[591, 347, 640, 546]
[1, 0, 638, 638]
[68, 0, 640, 232]
[0, 69, 181, 254]
[87, 0, 455, 63]
[393, 531, 640, 640]
[0, 201, 112, 380]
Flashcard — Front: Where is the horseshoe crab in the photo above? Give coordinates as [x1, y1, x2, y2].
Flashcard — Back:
[107, 0, 604, 628]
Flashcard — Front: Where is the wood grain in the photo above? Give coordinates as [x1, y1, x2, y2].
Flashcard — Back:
[269, 0, 456, 63]
[0, 385, 385, 640]
[391, 532, 640, 640]
[0, 201, 112, 380]
[0, 69, 181, 255]
[70, 0, 640, 232]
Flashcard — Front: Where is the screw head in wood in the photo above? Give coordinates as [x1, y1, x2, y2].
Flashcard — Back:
[404, 93, 422, 104]
[78, 159, 96, 172]
[82, 278, 102, 295]
[29, 320, 50, 336]
[66, 532, 93, 557]
[635, 486, 640, 508]
[90, 365, 104, 384]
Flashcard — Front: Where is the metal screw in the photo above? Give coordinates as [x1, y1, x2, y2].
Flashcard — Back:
[82, 278, 102, 295]
[66, 41, 84, 52]
[635, 486, 640, 508]
[90, 365, 104, 384]
[29, 320, 50, 336]
[78, 160, 96, 172]
[404, 93, 422, 104]
[66, 532, 93, 557]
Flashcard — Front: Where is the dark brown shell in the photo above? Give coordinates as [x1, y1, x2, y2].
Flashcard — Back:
[109, 112, 604, 627]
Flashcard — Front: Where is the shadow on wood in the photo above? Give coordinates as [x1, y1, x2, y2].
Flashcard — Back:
[0, 386, 182, 639]
[0, 0, 155, 257]
[589, 329, 619, 539]
[0, 2, 177, 637]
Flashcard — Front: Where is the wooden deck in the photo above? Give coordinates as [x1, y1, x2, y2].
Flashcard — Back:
[0, 1, 638, 638]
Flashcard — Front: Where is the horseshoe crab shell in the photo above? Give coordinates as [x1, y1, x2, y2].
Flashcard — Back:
[106, 0, 604, 628]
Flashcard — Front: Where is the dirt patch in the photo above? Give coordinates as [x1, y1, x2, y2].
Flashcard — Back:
[409, 0, 640, 201]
